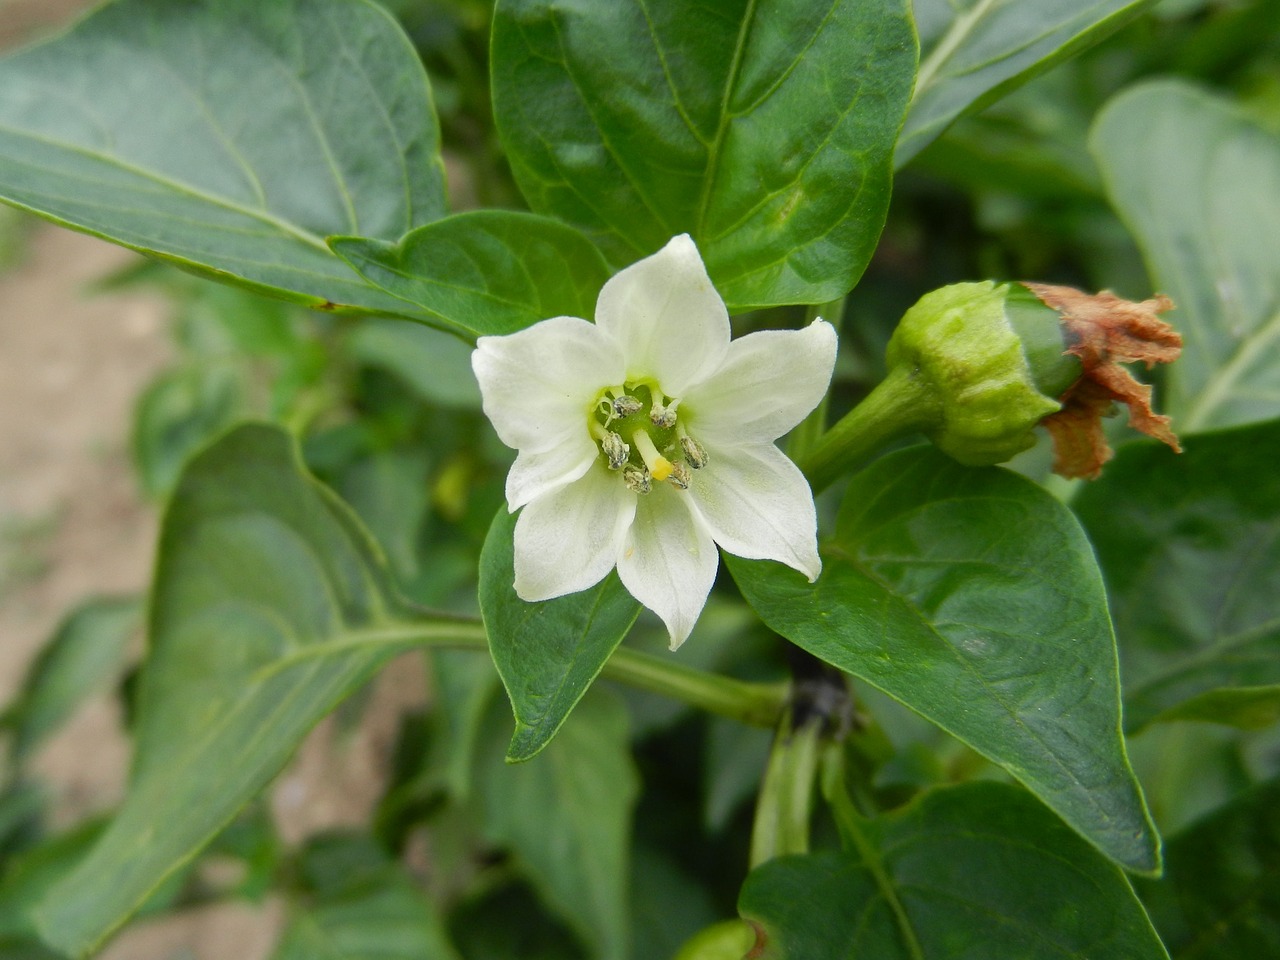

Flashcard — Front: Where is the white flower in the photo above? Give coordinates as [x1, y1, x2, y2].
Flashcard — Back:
[472, 235, 837, 650]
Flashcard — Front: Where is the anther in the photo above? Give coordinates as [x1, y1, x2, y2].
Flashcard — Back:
[649, 397, 679, 429]
[667, 461, 691, 490]
[613, 394, 642, 418]
[601, 431, 630, 470]
[623, 465, 651, 494]
[679, 435, 708, 469]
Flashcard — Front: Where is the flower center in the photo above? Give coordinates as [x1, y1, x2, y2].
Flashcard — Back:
[588, 382, 708, 494]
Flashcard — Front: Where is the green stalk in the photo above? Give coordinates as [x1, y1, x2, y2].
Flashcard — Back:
[798, 364, 938, 494]
[788, 296, 848, 463]
[342, 617, 788, 729]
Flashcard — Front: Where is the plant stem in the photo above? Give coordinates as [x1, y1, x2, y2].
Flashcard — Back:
[604, 646, 788, 729]
[354, 616, 788, 729]
[798, 364, 938, 493]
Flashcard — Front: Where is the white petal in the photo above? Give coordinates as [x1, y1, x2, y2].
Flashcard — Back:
[505, 435, 598, 511]
[681, 319, 837, 444]
[472, 316, 625, 454]
[616, 488, 719, 651]
[513, 464, 635, 602]
[688, 443, 821, 582]
[594, 235, 730, 396]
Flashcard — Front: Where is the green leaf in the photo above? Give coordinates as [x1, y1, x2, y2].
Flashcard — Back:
[133, 364, 244, 499]
[475, 692, 639, 960]
[739, 781, 1169, 959]
[348, 319, 481, 410]
[0, 0, 445, 313]
[331, 211, 612, 338]
[336, 450, 432, 585]
[6, 596, 141, 763]
[430, 650, 501, 799]
[1136, 775, 1280, 958]
[33, 424, 429, 957]
[272, 837, 459, 960]
[899, 0, 1154, 166]
[1073, 421, 1280, 733]
[490, 0, 916, 310]
[478, 507, 640, 762]
[1091, 80, 1280, 432]
[727, 447, 1159, 874]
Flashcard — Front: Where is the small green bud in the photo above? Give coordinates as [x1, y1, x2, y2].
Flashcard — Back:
[885, 281, 1073, 466]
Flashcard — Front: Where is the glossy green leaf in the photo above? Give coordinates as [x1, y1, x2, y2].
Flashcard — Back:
[478, 508, 640, 762]
[33, 425, 431, 958]
[491, 0, 916, 309]
[5, 597, 141, 763]
[331, 211, 612, 337]
[1092, 80, 1280, 431]
[728, 447, 1159, 873]
[739, 782, 1168, 959]
[1136, 775, 1280, 958]
[899, 0, 1154, 165]
[0, 0, 444, 313]
[475, 692, 639, 960]
[1073, 421, 1280, 733]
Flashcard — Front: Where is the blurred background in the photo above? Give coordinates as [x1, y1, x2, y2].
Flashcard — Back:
[2, 0, 1278, 956]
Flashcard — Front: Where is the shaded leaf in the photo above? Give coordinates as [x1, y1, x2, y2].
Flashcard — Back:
[1136, 775, 1280, 959]
[0, 0, 444, 313]
[475, 693, 639, 960]
[331, 210, 612, 337]
[34, 425, 427, 957]
[740, 782, 1168, 959]
[1092, 80, 1280, 431]
[348, 319, 481, 410]
[491, 0, 915, 309]
[728, 446, 1159, 873]
[478, 508, 640, 762]
[900, 0, 1154, 165]
[1073, 420, 1280, 732]
[273, 835, 459, 960]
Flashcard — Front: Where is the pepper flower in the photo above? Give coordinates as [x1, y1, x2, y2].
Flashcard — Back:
[472, 235, 837, 649]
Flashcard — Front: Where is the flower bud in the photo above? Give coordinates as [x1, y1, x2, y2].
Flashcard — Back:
[885, 281, 1068, 466]
[799, 280, 1181, 491]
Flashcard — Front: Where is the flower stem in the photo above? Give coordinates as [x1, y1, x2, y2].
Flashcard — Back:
[603, 646, 788, 729]
[798, 364, 939, 493]
[361, 615, 788, 729]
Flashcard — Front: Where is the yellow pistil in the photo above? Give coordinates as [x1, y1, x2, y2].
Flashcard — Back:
[632, 430, 674, 481]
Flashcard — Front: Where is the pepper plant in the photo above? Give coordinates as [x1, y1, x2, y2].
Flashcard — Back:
[0, 0, 1278, 958]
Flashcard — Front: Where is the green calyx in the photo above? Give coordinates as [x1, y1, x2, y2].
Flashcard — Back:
[884, 281, 1070, 466]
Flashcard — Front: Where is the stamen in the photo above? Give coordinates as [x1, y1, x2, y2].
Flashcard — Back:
[679, 435, 708, 469]
[623, 465, 651, 494]
[667, 461, 691, 490]
[632, 430, 674, 481]
[650, 396, 679, 429]
[613, 394, 642, 418]
[600, 431, 630, 470]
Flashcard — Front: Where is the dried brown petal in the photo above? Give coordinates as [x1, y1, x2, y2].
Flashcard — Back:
[1023, 283, 1183, 480]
